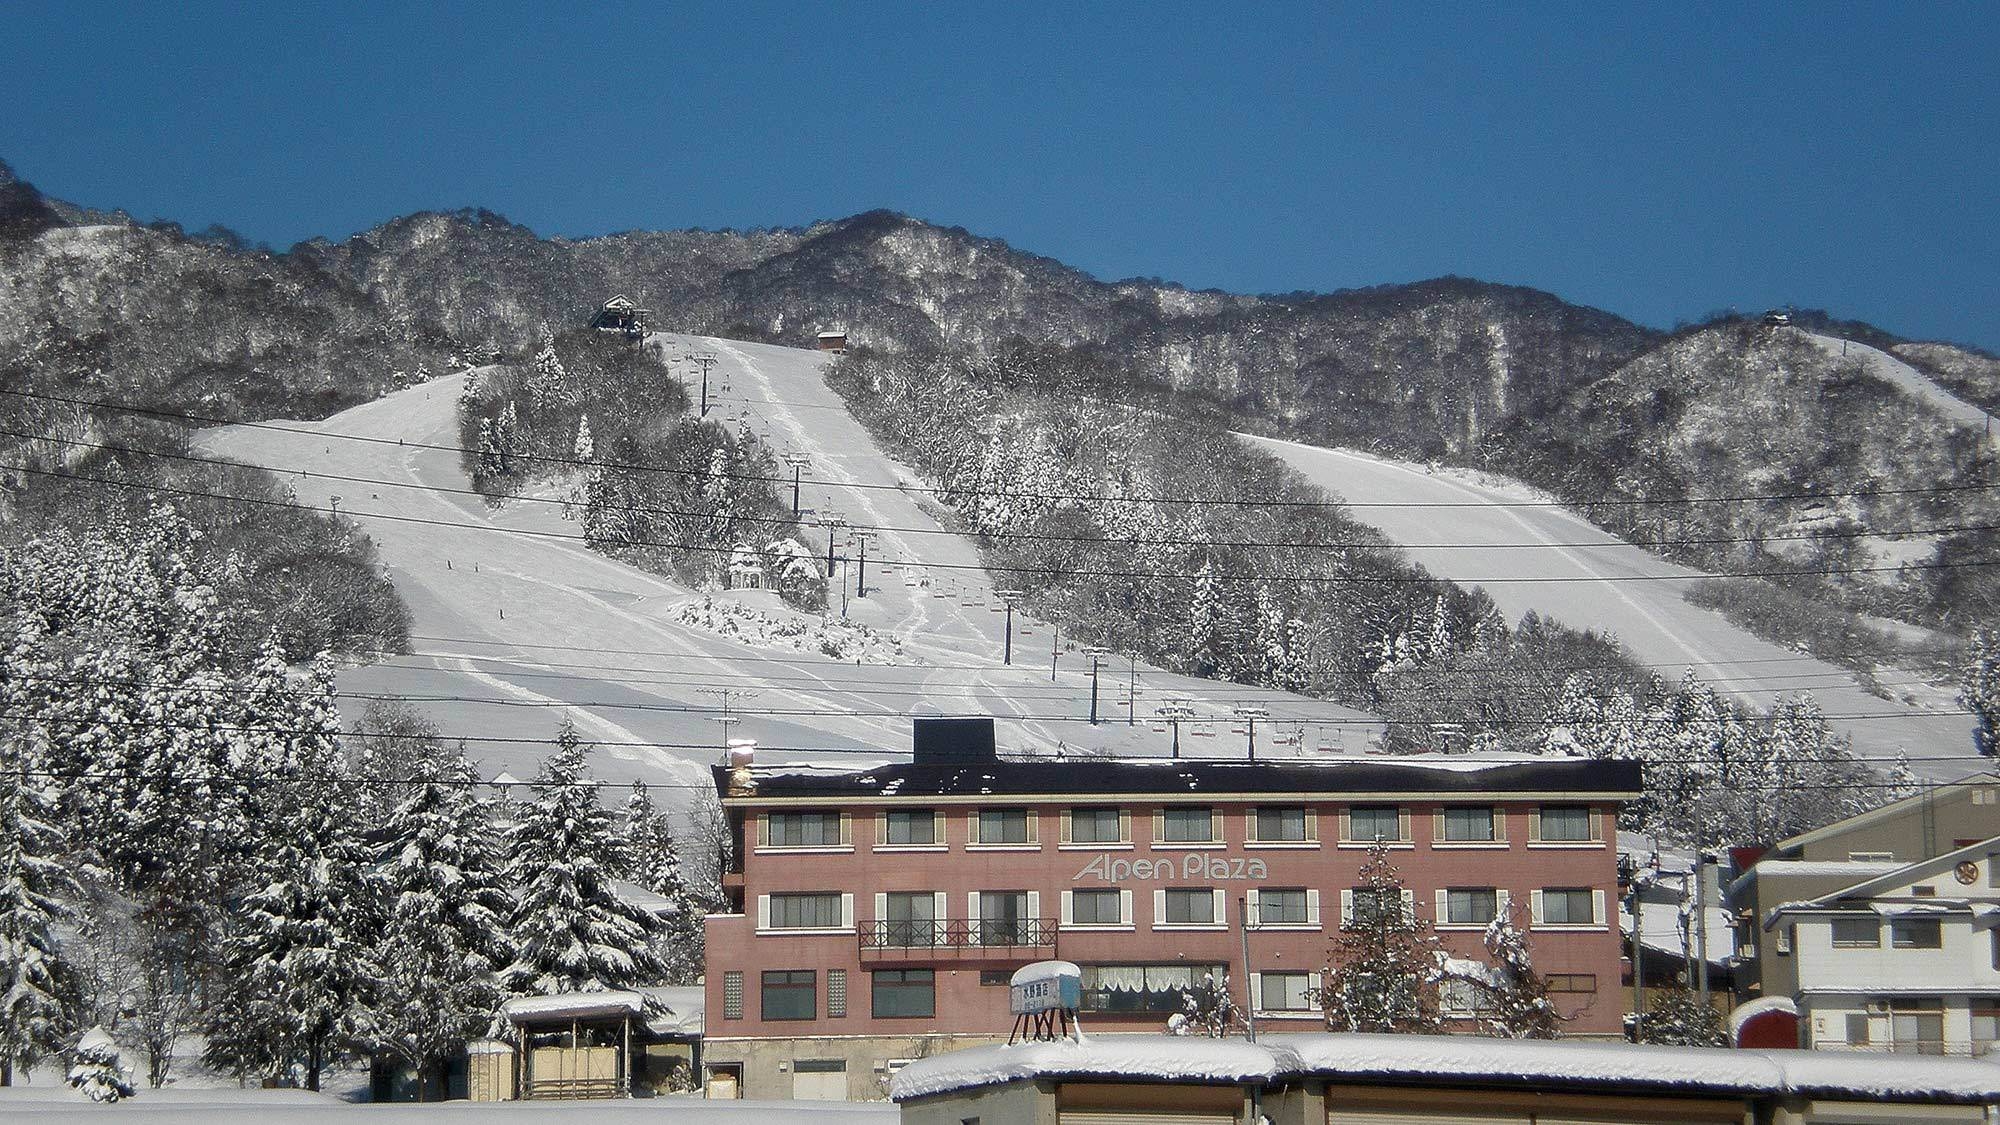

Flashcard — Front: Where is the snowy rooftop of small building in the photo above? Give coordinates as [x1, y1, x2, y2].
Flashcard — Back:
[722, 755, 1640, 801]
[501, 991, 646, 1022]
[889, 1033, 2000, 1105]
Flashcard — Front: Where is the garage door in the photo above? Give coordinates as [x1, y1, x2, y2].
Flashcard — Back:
[791, 1059, 845, 1101]
[1064, 1104, 1232, 1112]
[1328, 1104, 1528, 1112]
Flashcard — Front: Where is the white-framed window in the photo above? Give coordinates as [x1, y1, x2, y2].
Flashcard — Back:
[763, 810, 847, 849]
[1533, 887, 1599, 927]
[1156, 807, 1218, 844]
[1347, 804, 1403, 843]
[975, 808, 1035, 846]
[1534, 805, 1596, 843]
[1439, 805, 1496, 843]
[1251, 806, 1311, 843]
[1066, 807, 1125, 845]
[1443, 888, 1499, 926]
[1071, 888, 1123, 926]
[881, 809, 939, 846]
[1254, 971, 1314, 1013]
[764, 892, 852, 931]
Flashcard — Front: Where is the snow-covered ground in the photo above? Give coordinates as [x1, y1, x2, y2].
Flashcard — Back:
[1805, 331, 1993, 432]
[196, 335, 1375, 811]
[0, 1086, 893, 1122]
[1245, 435, 1971, 776]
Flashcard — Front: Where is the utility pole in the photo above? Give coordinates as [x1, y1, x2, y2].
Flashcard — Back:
[1239, 895, 1259, 1043]
[1629, 870, 1649, 1043]
[1693, 837, 1711, 1010]
[782, 453, 811, 513]
[1085, 648, 1111, 725]
[1127, 651, 1137, 725]
[697, 687, 757, 749]
[690, 352, 718, 417]
[853, 531, 878, 598]
[1158, 703, 1195, 759]
[1050, 623, 1061, 682]
[329, 495, 342, 518]
[1233, 706, 1270, 761]
[996, 589, 1023, 665]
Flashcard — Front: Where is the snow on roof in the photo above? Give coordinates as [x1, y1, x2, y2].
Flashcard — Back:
[1729, 859, 1907, 900]
[890, 1033, 2000, 1104]
[466, 1037, 513, 1055]
[501, 990, 645, 1022]
[1010, 961, 1080, 987]
[891, 1036, 1281, 1102]
[642, 986, 705, 1037]
[1728, 996, 1797, 1039]
[818, 330, 847, 338]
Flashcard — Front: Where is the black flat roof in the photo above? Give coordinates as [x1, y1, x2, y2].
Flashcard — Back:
[715, 755, 1642, 801]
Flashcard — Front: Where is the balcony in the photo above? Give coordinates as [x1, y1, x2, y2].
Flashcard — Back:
[858, 919, 1057, 965]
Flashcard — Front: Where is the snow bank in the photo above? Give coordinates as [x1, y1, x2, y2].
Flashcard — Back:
[891, 1032, 2000, 1104]
[667, 596, 909, 664]
[891, 1035, 1280, 1101]
[1727, 995, 1797, 1039]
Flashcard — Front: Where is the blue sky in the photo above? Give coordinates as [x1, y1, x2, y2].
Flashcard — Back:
[4, 3, 1996, 348]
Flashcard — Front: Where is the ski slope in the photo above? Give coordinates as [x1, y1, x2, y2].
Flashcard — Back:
[195, 335, 1373, 807]
[1245, 436, 1972, 777]
[1805, 331, 1992, 430]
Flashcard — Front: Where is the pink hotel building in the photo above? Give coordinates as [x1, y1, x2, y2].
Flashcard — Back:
[702, 720, 1642, 1101]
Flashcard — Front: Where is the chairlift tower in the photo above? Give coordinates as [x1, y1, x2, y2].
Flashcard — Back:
[995, 589, 1024, 665]
[1232, 706, 1271, 761]
[782, 454, 812, 513]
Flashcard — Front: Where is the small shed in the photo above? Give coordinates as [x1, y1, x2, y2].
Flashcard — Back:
[591, 296, 651, 339]
[501, 985, 703, 1100]
[726, 543, 765, 589]
[816, 329, 848, 353]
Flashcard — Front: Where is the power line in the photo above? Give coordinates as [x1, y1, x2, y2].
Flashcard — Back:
[11, 459, 2000, 588]
[8, 382, 1999, 512]
[11, 426, 1996, 555]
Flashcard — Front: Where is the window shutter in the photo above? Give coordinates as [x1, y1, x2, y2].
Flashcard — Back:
[1528, 810, 1543, 843]
[1306, 889, 1322, 927]
[1493, 809, 1508, 843]
[838, 812, 852, 846]
[1397, 808, 1411, 842]
[1339, 808, 1352, 842]
[1589, 808, 1604, 842]
[1206, 808, 1219, 843]
[840, 893, 855, 929]
[1435, 889, 1450, 923]
[1153, 889, 1167, 927]
[1400, 888, 1415, 922]
[873, 893, 887, 923]
[1496, 888, 1512, 922]
[1061, 891, 1075, 926]
[1340, 889, 1355, 926]
[1591, 889, 1606, 926]
[1432, 809, 1447, 842]
[932, 891, 948, 924]
[1118, 809, 1132, 843]
[1119, 889, 1133, 925]
[1304, 809, 1319, 843]
[1245, 888, 1260, 923]
[1249, 972, 1263, 1010]
[756, 894, 771, 930]
[1212, 888, 1227, 925]
[1245, 809, 1260, 844]
[1060, 810, 1073, 844]
[758, 814, 771, 848]
[1026, 811, 1039, 845]
[1152, 810, 1166, 842]
[1026, 891, 1042, 927]
[1530, 890, 1545, 924]
[966, 892, 981, 945]
[875, 810, 886, 845]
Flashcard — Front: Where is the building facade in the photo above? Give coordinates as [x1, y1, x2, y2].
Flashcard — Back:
[702, 721, 1641, 1100]
[1767, 835, 2000, 1056]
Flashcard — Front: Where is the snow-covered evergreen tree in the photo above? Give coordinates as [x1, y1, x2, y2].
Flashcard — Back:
[204, 655, 378, 1091]
[372, 751, 512, 1098]
[573, 414, 595, 463]
[0, 725, 82, 1086]
[1476, 914, 1561, 1038]
[1637, 978, 1727, 1046]
[66, 1027, 135, 1103]
[504, 721, 665, 995]
[621, 783, 704, 985]
[1316, 843, 1443, 1033]
[1962, 627, 2000, 758]
[1164, 971, 1243, 1038]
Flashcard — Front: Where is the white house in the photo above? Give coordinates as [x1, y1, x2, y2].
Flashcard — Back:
[1768, 835, 2000, 1056]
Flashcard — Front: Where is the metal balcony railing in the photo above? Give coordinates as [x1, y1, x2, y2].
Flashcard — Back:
[858, 919, 1056, 956]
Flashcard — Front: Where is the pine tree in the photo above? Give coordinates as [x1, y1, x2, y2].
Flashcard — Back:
[204, 655, 379, 1091]
[1638, 978, 1727, 1046]
[1962, 627, 2000, 757]
[0, 725, 82, 1086]
[1316, 843, 1443, 1033]
[1164, 971, 1244, 1038]
[372, 751, 512, 1099]
[621, 783, 704, 985]
[573, 414, 595, 463]
[66, 1027, 135, 1103]
[1476, 915, 1561, 1038]
[504, 721, 665, 995]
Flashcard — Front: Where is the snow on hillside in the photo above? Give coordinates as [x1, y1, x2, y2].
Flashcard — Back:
[1804, 331, 1993, 431]
[197, 336, 1376, 811]
[1244, 435, 1971, 776]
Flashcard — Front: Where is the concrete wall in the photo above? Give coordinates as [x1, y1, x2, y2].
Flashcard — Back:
[902, 1080, 1052, 1125]
[1788, 784, 2000, 864]
[704, 1032, 1008, 1102]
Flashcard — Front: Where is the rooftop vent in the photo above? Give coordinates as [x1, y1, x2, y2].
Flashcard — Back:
[913, 717, 996, 766]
